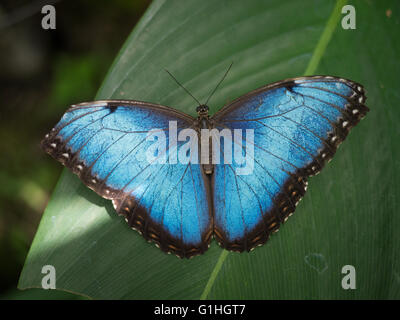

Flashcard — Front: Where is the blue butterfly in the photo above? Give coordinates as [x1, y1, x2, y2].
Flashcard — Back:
[42, 73, 368, 258]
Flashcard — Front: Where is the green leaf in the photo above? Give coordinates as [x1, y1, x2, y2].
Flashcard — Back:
[19, 0, 400, 299]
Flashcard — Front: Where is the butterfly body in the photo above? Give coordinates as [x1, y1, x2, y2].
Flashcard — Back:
[192, 105, 215, 175]
[42, 75, 369, 258]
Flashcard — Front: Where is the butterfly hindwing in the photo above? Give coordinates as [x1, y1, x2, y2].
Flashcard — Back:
[42, 101, 213, 258]
[211, 76, 369, 251]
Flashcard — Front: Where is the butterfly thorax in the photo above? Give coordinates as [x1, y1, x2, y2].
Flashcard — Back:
[196, 105, 214, 175]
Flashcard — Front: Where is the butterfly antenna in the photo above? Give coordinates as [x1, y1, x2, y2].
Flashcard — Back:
[165, 69, 202, 106]
[205, 62, 233, 106]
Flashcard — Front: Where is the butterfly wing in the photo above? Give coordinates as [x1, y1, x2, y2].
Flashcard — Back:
[211, 76, 369, 252]
[42, 100, 213, 258]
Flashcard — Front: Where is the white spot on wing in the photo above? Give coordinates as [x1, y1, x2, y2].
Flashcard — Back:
[87, 102, 108, 108]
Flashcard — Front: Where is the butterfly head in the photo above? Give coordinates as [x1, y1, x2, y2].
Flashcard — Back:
[196, 104, 209, 116]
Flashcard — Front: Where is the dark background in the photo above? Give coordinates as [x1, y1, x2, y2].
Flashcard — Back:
[0, 0, 150, 298]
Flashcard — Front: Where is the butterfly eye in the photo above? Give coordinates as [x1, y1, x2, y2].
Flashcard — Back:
[196, 105, 209, 114]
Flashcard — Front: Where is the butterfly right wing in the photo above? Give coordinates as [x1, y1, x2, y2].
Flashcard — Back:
[211, 76, 368, 252]
[42, 100, 213, 258]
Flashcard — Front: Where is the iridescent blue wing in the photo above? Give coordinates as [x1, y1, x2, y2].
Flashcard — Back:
[211, 76, 369, 252]
[42, 100, 212, 258]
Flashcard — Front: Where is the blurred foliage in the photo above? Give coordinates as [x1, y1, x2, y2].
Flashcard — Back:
[2, 287, 86, 300]
[50, 54, 108, 106]
[0, 0, 150, 299]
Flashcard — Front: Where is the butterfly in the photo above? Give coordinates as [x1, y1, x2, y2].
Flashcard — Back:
[42, 70, 369, 258]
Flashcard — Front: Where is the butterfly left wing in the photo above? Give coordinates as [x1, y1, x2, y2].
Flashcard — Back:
[42, 100, 213, 258]
[211, 76, 369, 252]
